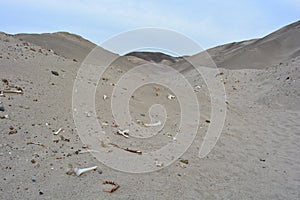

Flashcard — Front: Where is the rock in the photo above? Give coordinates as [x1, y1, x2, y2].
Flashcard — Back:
[0, 106, 4, 112]
[180, 159, 189, 164]
[51, 71, 59, 76]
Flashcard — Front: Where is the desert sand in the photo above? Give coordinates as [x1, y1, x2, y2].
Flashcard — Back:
[0, 21, 300, 199]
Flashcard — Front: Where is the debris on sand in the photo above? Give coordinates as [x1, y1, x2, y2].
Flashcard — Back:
[0, 89, 23, 94]
[155, 160, 164, 167]
[66, 164, 98, 176]
[109, 143, 142, 155]
[116, 129, 129, 138]
[51, 71, 59, 76]
[59, 135, 70, 142]
[26, 142, 46, 148]
[167, 94, 175, 100]
[53, 128, 63, 135]
[180, 159, 189, 165]
[8, 126, 18, 135]
[215, 72, 224, 77]
[101, 77, 109, 81]
[0, 114, 9, 119]
[103, 181, 120, 193]
[205, 120, 211, 123]
[143, 121, 161, 127]
[103, 95, 108, 100]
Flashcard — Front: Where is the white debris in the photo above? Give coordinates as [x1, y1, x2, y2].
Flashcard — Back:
[167, 94, 175, 100]
[117, 129, 129, 138]
[103, 95, 108, 100]
[79, 149, 100, 154]
[73, 166, 98, 176]
[155, 160, 164, 167]
[144, 121, 162, 127]
[86, 112, 91, 117]
[102, 121, 109, 126]
[54, 128, 63, 135]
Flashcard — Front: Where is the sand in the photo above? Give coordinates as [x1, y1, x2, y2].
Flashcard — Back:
[0, 21, 299, 199]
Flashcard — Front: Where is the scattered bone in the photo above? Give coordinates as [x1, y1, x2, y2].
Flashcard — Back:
[167, 94, 175, 100]
[53, 128, 63, 135]
[155, 160, 164, 167]
[66, 164, 98, 176]
[194, 85, 201, 89]
[0, 115, 8, 119]
[79, 149, 99, 154]
[102, 121, 109, 126]
[116, 129, 129, 138]
[0, 89, 23, 94]
[143, 121, 161, 127]
[103, 181, 120, 193]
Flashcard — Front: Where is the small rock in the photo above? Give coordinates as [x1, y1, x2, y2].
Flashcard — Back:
[51, 71, 59, 76]
[0, 106, 5, 112]
[180, 159, 189, 165]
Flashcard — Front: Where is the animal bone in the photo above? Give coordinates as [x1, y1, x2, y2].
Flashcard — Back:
[0, 89, 23, 94]
[54, 128, 63, 135]
[0, 115, 8, 119]
[79, 149, 99, 154]
[117, 129, 129, 138]
[73, 166, 98, 176]
[144, 121, 161, 127]
[167, 94, 175, 100]
[155, 160, 164, 167]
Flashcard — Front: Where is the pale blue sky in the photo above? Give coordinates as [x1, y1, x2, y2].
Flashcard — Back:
[1, 0, 299, 54]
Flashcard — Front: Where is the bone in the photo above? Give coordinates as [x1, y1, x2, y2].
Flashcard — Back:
[167, 94, 175, 100]
[53, 128, 63, 135]
[73, 166, 98, 176]
[117, 129, 129, 138]
[143, 121, 161, 127]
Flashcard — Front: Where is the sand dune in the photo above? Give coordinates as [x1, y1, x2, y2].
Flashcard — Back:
[0, 21, 299, 199]
[190, 20, 300, 69]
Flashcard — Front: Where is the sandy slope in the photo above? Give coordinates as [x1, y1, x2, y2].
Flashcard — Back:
[0, 21, 300, 200]
[190, 20, 300, 69]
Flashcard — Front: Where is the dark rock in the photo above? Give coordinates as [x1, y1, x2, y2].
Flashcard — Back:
[51, 71, 59, 76]
[0, 106, 5, 112]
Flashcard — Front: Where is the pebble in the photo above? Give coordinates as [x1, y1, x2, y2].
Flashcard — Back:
[0, 106, 5, 112]
[51, 71, 59, 76]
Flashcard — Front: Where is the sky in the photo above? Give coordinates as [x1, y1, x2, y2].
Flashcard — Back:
[1, 0, 299, 55]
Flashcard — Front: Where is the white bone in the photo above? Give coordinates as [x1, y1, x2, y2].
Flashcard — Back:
[144, 121, 161, 127]
[73, 166, 97, 176]
[117, 129, 129, 138]
[167, 94, 175, 100]
[54, 128, 63, 135]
